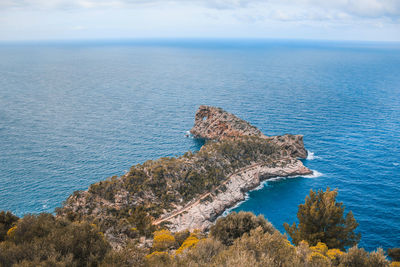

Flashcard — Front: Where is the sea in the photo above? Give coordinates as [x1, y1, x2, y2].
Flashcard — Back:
[0, 39, 399, 251]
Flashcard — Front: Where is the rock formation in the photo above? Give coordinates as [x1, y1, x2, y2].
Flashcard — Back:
[190, 105, 263, 140]
[191, 105, 308, 159]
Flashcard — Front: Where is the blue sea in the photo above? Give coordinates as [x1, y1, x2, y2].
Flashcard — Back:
[0, 39, 399, 251]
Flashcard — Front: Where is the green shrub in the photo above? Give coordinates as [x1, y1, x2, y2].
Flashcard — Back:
[0, 211, 18, 242]
[210, 211, 275, 246]
[100, 242, 148, 267]
[176, 238, 225, 266]
[174, 230, 190, 247]
[213, 227, 300, 266]
[388, 248, 400, 261]
[338, 246, 389, 267]
[0, 213, 110, 266]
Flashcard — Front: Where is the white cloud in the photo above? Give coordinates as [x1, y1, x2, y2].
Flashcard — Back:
[2, 0, 400, 20]
[0, 0, 399, 41]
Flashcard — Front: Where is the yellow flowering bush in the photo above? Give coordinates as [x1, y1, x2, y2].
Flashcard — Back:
[326, 248, 344, 260]
[152, 229, 176, 251]
[6, 226, 17, 238]
[176, 234, 200, 255]
[310, 242, 329, 254]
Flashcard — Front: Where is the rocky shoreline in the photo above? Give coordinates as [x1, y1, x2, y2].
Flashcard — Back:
[157, 159, 311, 232]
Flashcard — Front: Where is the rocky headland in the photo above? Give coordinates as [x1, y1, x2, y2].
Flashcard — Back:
[156, 106, 311, 231]
[58, 106, 311, 247]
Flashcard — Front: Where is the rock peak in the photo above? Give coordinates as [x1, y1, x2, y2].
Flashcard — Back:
[190, 105, 264, 140]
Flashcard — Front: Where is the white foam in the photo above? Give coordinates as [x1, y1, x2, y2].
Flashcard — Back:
[221, 194, 250, 217]
[393, 163, 399, 166]
[184, 130, 193, 138]
[303, 170, 324, 178]
[306, 151, 321, 160]
[254, 180, 270, 190]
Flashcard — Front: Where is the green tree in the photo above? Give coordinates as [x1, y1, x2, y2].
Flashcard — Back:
[388, 248, 400, 261]
[284, 188, 360, 250]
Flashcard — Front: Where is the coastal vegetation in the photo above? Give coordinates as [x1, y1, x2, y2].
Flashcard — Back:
[0, 189, 398, 266]
[58, 136, 279, 242]
[0, 213, 110, 266]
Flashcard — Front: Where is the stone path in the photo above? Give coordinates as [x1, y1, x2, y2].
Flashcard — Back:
[153, 162, 265, 225]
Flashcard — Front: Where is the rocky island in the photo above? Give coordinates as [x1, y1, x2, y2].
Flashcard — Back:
[58, 105, 312, 246]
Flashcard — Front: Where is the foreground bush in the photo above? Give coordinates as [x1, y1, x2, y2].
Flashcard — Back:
[0, 211, 18, 242]
[0, 213, 110, 266]
[210, 211, 276, 246]
[388, 248, 400, 261]
[101, 242, 148, 267]
[213, 227, 299, 266]
[0, 188, 395, 266]
[175, 238, 225, 266]
[339, 246, 389, 267]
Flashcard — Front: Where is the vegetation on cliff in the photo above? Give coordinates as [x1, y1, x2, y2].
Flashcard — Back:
[58, 136, 280, 241]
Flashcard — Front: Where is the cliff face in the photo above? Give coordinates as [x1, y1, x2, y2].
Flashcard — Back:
[59, 106, 311, 247]
[191, 105, 308, 159]
[190, 105, 263, 140]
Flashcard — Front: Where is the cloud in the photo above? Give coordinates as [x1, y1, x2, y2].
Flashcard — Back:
[2, 0, 400, 20]
[0, 0, 398, 41]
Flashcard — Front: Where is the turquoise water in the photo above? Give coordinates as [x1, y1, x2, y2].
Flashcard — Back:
[0, 40, 399, 251]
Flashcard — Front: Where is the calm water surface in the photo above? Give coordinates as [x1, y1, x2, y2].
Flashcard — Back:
[0, 40, 399, 251]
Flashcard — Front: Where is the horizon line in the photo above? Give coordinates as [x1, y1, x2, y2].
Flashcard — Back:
[1, 37, 400, 45]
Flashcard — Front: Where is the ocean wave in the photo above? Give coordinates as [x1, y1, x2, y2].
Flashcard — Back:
[266, 169, 324, 181]
[393, 163, 399, 166]
[303, 170, 324, 178]
[307, 151, 321, 160]
[256, 170, 324, 187]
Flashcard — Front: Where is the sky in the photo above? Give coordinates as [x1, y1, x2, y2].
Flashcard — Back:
[0, 0, 399, 42]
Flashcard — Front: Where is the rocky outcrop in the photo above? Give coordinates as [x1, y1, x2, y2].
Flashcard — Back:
[152, 106, 311, 231]
[266, 134, 308, 159]
[190, 105, 307, 159]
[190, 105, 263, 140]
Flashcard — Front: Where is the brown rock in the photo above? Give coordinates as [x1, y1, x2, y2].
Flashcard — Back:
[190, 105, 263, 140]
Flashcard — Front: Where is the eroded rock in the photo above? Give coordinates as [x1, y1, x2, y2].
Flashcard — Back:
[190, 105, 263, 139]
